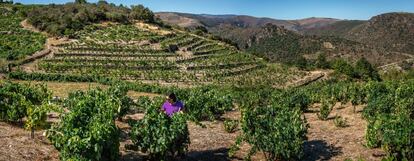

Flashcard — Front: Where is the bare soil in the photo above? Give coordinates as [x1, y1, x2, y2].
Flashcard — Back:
[303, 103, 385, 161]
[0, 122, 59, 161]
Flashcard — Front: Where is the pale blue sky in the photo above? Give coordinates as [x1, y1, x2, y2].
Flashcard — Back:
[15, 0, 414, 20]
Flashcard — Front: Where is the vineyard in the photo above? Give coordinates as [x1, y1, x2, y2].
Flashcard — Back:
[1, 77, 413, 161]
[0, 6, 46, 61]
[0, 2, 413, 161]
[15, 22, 311, 87]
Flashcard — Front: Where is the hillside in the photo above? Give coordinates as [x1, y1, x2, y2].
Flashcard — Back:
[156, 12, 297, 29]
[346, 12, 414, 54]
[294, 17, 341, 31]
[301, 13, 414, 55]
[210, 23, 408, 66]
[302, 20, 366, 37]
[156, 12, 339, 31]
[1, 2, 413, 161]
[12, 17, 311, 88]
[157, 12, 414, 66]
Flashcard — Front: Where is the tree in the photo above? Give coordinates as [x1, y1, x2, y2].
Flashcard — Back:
[355, 58, 380, 81]
[332, 59, 356, 78]
[315, 52, 330, 69]
[97, 0, 108, 5]
[0, 0, 13, 4]
[129, 5, 154, 22]
[294, 56, 308, 70]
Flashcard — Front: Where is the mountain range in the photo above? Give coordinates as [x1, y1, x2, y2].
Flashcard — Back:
[156, 12, 414, 66]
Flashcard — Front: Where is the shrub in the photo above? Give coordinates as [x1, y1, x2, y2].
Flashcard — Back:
[0, 82, 50, 122]
[316, 52, 330, 69]
[366, 114, 413, 160]
[177, 86, 233, 121]
[127, 97, 190, 160]
[47, 88, 125, 161]
[26, 2, 155, 36]
[223, 119, 239, 133]
[354, 57, 381, 81]
[129, 5, 154, 22]
[129, 96, 152, 113]
[332, 59, 356, 78]
[25, 104, 59, 138]
[333, 115, 348, 128]
[231, 102, 308, 161]
[317, 99, 333, 120]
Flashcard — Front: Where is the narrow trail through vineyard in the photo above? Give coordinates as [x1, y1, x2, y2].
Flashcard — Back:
[17, 19, 70, 72]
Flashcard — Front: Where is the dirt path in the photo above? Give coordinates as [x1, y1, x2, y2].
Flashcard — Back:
[17, 19, 71, 72]
[21, 19, 44, 34]
[377, 52, 414, 70]
[0, 122, 59, 161]
[303, 103, 385, 161]
[287, 70, 332, 88]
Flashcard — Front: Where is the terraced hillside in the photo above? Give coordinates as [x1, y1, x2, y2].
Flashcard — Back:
[23, 23, 309, 87]
[0, 5, 46, 71]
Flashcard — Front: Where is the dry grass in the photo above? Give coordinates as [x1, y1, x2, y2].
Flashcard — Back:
[12, 80, 160, 98]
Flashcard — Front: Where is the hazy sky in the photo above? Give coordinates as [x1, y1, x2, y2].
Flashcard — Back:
[16, 0, 414, 20]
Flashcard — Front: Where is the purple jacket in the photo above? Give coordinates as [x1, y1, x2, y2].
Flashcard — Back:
[162, 100, 184, 116]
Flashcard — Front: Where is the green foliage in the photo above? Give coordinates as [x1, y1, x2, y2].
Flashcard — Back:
[381, 68, 414, 81]
[354, 58, 380, 81]
[315, 52, 330, 69]
[25, 104, 60, 138]
[317, 99, 333, 121]
[128, 97, 190, 160]
[330, 58, 380, 81]
[107, 84, 135, 119]
[47, 87, 128, 161]
[0, 82, 50, 122]
[223, 119, 239, 133]
[26, 2, 155, 36]
[332, 59, 356, 78]
[363, 81, 413, 160]
[0, 7, 45, 60]
[130, 96, 152, 113]
[286, 90, 311, 111]
[176, 86, 234, 121]
[247, 24, 307, 65]
[231, 92, 308, 161]
[333, 115, 348, 128]
[129, 5, 154, 22]
[75, 0, 87, 4]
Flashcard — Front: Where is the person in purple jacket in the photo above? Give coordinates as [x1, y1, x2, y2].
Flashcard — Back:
[161, 93, 184, 117]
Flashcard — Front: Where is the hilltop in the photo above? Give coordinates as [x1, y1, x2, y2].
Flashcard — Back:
[346, 12, 414, 54]
[156, 12, 339, 31]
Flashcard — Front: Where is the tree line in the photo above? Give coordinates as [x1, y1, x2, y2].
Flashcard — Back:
[26, 0, 157, 36]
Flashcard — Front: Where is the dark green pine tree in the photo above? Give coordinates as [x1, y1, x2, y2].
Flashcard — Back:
[355, 57, 381, 81]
